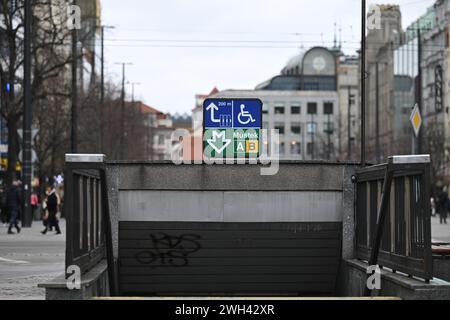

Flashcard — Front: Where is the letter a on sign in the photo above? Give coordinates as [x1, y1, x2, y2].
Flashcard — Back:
[67, 5, 81, 30]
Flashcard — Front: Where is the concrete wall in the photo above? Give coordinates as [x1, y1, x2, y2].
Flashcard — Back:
[40, 259, 110, 300]
[337, 259, 450, 300]
[105, 161, 358, 262]
[119, 191, 343, 222]
[433, 257, 450, 282]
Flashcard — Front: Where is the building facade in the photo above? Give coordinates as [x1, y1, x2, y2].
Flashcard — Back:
[365, 4, 405, 164]
[338, 55, 361, 161]
[365, 1, 450, 183]
[211, 89, 340, 161]
[206, 46, 356, 161]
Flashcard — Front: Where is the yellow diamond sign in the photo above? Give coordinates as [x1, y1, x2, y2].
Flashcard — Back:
[410, 104, 422, 137]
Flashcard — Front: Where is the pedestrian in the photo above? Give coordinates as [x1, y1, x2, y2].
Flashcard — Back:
[41, 185, 61, 235]
[41, 190, 53, 232]
[31, 192, 38, 220]
[0, 186, 8, 226]
[6, 180, 21, 234]
[437, 187, 448, 224]
[431, 197, 436, 217]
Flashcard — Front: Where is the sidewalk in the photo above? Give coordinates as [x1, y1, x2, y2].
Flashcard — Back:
[432, 215, 450, 244]
[0, 220, 65, 300]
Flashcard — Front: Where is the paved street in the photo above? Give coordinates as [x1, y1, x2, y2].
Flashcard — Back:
[432, 215, 450, 244]
[0, 216, 447, 300]
[0, 220, 65, 300]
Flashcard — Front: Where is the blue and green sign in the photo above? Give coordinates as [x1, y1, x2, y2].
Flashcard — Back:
[203, 99, 262, 159]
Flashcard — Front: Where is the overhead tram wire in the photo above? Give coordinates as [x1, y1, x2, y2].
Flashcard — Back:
[52, 36, 450, 50]
[35, 39, 446, 54]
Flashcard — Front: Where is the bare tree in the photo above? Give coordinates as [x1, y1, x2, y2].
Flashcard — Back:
[0, 0, 77, 185]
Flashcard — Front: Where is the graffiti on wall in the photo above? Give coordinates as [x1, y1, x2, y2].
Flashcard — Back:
[134, 232, 202, 268]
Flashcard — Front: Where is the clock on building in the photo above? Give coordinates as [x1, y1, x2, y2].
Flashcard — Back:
[313, 56, 326, 72]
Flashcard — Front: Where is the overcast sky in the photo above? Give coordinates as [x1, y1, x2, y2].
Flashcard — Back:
[101, 0, 436, 114]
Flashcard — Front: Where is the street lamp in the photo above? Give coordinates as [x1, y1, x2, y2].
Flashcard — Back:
[99, 25, 115, 153]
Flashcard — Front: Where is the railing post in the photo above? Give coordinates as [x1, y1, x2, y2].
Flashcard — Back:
[364, 161, 393, 296]
[100, 167, 118, 296]
[65, 154, 117, 296]
[64, 160, 75, 273]
[364, 155, 432, 296]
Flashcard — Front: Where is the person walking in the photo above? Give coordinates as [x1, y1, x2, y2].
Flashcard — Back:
[0, 186, 8, 226]
[31, 192, 38, 220]
[6, 180, 21, 234]
[41, 185, 61, 235]
[437, 187, 449, 224]
[431, 197, 436, 217]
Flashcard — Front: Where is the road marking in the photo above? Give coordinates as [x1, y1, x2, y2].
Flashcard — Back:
[0, 257, 29, 264]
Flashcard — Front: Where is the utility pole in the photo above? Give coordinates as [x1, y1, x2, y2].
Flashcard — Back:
[361, 0, 367, 166]
[417, 27, 423, 155]
[311, 113, 315, 160]
[22, 0, 32, 227]
[327, 113, 331, 161]
[128, 82, 141, 103]
[347, 86, 352, 161]
[375, 62, 380, 163]
[71, 0, 78, 153]
[115, 62, 132, 159]
[100, 25, 114, 153]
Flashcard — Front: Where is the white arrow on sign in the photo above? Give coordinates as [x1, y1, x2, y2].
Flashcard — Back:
[18, 150, 38, 163]
[206, 102, 221, 123]
[207, 131, 231, 154]
[17, 129, 39, 140]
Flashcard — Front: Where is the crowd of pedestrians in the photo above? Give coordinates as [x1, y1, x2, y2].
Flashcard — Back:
[0, 179, 63, 235]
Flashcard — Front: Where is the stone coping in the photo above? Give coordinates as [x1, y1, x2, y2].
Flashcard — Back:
[38, 260, 108, 289]
[346, 259, 450, 290]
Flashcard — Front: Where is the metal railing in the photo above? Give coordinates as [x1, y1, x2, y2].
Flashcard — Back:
[64, 154, 117, 294]
[355, 155, 433, 281]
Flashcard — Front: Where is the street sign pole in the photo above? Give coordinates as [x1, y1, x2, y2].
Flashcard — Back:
[417, 27, 423, 155]
[361, 0, 367, 167]
[22, 0, 33, 227]
[410, 103, 422, 155]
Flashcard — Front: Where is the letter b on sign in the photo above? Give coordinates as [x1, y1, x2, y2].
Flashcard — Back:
[66, 265, 81, 290]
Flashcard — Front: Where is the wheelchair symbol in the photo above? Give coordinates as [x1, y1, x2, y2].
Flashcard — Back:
[237, 104, 256, 125]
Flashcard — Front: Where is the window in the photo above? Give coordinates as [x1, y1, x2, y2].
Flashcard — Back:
[291, 123, 301, 134]
[291, 141, 301, 155]
[307, 122, 317, 134]
[274, 124, 285, 135]
[158, 134, 165, 145]
[262, 103, 269, 114]
[291, 106, 301, 114]
[307, 102, 317, 115]
[349, 94, 356, 105]
[323, 121, 334, 133]
[307, 142, 314, 155]
[279, 142, 285, 155]
[274, 106, 285, 114]
[324, 102, 334, 115]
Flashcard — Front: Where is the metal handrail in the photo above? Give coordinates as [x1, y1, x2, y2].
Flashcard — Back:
[355, 155, 433, 295]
